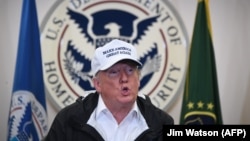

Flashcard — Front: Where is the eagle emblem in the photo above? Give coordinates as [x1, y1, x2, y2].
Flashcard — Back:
[64, 8, 162, 91]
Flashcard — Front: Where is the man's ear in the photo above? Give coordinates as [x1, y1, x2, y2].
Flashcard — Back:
[92, 77, 101, 92]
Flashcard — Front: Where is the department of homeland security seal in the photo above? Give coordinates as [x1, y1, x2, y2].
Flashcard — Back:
[8, 91, 48, 140]
[41, 0, 188, 111]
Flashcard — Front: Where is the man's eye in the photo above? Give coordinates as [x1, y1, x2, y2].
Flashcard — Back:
[126, 68, 134, 74]
[110, 70, 118, 74]
[107, 70, 119, 77]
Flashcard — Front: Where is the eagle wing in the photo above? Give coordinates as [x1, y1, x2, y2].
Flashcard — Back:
[67, 8, 94, 44]
[132, 15, 160, 44]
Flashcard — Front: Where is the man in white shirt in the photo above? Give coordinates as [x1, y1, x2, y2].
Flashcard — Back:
[45, 39, 174, 141]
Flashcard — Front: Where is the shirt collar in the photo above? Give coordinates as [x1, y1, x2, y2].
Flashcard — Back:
[96, 95, 140, 119]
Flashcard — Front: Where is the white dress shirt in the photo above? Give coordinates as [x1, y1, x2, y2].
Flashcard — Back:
[87, 95, 149, 141]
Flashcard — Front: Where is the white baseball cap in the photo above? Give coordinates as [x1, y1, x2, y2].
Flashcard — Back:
[91, 39, 142, 76]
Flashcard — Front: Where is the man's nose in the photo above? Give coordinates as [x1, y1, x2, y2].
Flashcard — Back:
[119, 70, 128, 83]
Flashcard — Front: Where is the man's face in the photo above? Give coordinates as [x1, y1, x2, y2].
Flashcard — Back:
[93, 60, 140, 108]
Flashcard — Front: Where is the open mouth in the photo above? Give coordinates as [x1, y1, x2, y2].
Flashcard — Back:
[121, 86, 129, 95]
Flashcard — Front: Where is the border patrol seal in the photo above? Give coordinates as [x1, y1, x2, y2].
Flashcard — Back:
[41, 0, 188, 111]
